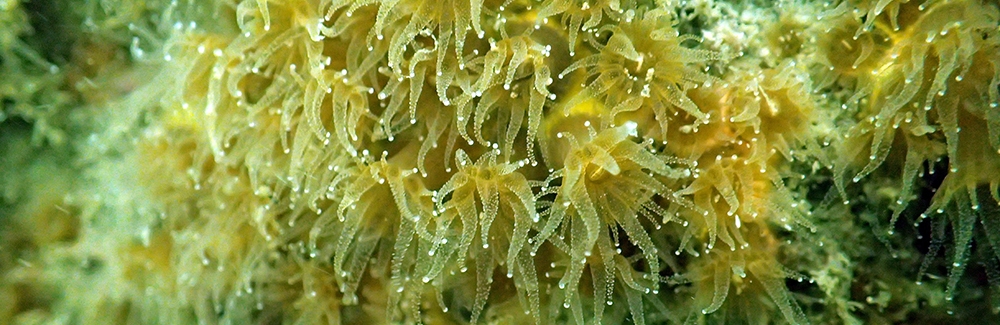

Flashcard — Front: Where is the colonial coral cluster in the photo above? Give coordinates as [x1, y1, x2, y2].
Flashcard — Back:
[1, 0, 999, 324]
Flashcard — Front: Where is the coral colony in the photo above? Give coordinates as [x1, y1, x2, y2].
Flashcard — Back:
[3, 0, 1000, 324]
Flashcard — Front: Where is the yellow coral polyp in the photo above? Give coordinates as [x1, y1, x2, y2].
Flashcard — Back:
[559, 8, 725, 137]
[823, 0, 1000, 305]
[431, 148, 540, 323]
[836, 0, 999, 185]
[688, 223, 809, 325]
[529, 124, 690, 323]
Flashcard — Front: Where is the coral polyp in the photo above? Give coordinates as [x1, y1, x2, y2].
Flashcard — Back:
[532, 123, 687, 323]
[687, 222, 810, 325]
[430, 149, 540, 323]
[560, 8, 724, 135]
[826, 0, 1000, 302]
[3, 0, 1000, 324]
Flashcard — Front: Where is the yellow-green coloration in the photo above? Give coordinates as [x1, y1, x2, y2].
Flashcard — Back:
[825, 0, 1000, 302]
[558, 8, 724, 138]
[3, 0, 1000, 325]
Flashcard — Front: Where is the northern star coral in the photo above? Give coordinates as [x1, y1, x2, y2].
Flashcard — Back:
[559, 8, 726, 136]
[429, 149, 540, 322]
[532, 123, 689, 324]
[826, 0, 1000, 301]
[687, 223, 810, 325]
[4, 0, 1000, 324]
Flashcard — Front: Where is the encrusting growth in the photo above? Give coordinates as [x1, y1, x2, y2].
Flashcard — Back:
[3, 0, 1000, 324]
